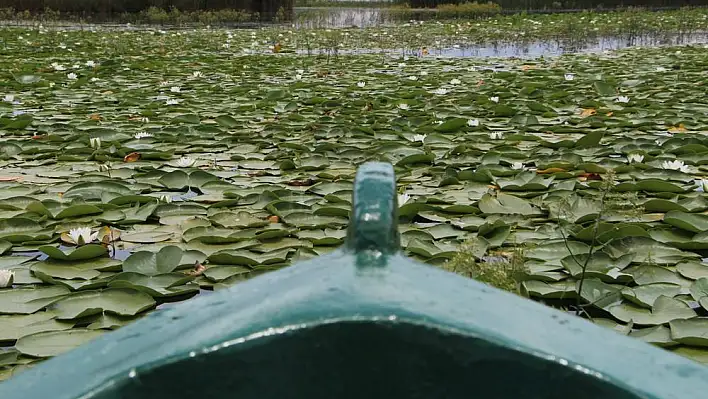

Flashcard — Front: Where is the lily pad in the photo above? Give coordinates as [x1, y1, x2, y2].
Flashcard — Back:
[608, 296, 697, 326]
[38, 245, 107, 261]
[49, 288, 156, 320]
[122, 246, 206, 276]
[16, 329, 105, 357]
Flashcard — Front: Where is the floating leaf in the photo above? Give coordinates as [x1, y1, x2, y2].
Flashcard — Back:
[670, 319, 708, 347]
[0, 286, 70, 315]
[478, 193, 535, 215]
[38, 244, 107, 261]
[50, 288, 156, 320]
[16, 329, 104, 357]
[608, 296, 696, 326]
[122, 246, 205, 276]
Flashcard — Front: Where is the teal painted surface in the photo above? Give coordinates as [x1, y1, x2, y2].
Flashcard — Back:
[1, 162, 708, 398]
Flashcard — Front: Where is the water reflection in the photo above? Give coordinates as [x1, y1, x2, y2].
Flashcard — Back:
[295, 7, 394, 28]
[296, 31, 708, 58]
[434, 32, 708, 57]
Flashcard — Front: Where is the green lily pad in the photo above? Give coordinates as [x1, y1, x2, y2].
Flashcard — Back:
[593, 318, 632, 335]
[621, 283, 682, 308]
[669, 318, 708, 347]
[87, 313, 141, 330]
[50, 288, 156, 320]
[478, 193, 536, 215]
[577, 278, 623, 310]
[207, 249, 291, 266]
[203, 266, 251, 282]
[521, 280, 577, 299]
[629, 325, 678, 347]
[30, 263, 100, 281]
[0, 313, 75, 342]
[689, 278, 708, 312]
[677, 262, 708, 280]
[108, 272, 197, 298]
[122, 246, 206, 276]
[158, 170, 219, 190]
[0, 218, 53, 243]
[561, 252, 633, 282]
[38, 244, 107, 261]
[608, 296, 696, 326]
[0, 286, 70, 315]
[16, 329, 105, 357]
[664, 211, 708, 233]
[210, 211, 269, 229]
[297, 229, 347, 246]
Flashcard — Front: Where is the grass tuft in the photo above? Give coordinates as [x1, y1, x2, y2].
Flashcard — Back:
[443, 244, 526, 293]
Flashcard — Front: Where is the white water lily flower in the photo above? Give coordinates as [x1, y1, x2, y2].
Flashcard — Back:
[398, 193, 411, 206]
[489, 132, 504, 140]
[192, 71, 203, 78]
[432, 88, 448, 95]
[397, 103, 410, 110]
[90, 77, 99, 82]
[357, 81, 365, 88]
[511, 162, 524, 170]
[467, 119, 479, 127]
[89, 137, 101, 149]
[0, 270, 14, 288]
[295, 74, 302, 80]
[166, 99, 180, 105]
[656, 66, 667, 72]
[407, 76, 418, 81]
[68, 227, 98, 246]
[564, 73, 575, 81]
[662, 160, 689, 173]
[170, 86, 181, 93]
[616, 96, 630, 103]
[134, 132, 153, 139]
[159, 80, 170, 86]
[176, 156, 196, 168]
[450, 78, 461, 85]
[159, 195, 172, 203]
[489, 96, 499, 103]
[420, 71, 428, 76]
[627, 154, 644, 164]
[51, 62, 66, 71]
[412, 134, 427, 142]
[3, 94, 13, 103]
[86, 60, 96, 67]
[67, 72, 77, 80]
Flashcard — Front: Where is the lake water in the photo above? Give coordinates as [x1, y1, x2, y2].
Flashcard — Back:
[2, 7, 706, 58]
[296, 31, 708, 58]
